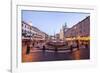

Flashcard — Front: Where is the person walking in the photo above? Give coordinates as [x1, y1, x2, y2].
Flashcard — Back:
[70, 41, 73, 53]
[42, 45, 46, 52]
[26, 42, 30, 55]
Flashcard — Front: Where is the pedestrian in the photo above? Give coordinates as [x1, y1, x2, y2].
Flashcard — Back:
[42, 45, 46, 52]
[26, 42, 30, 55]
[55, 47, 57, 51]
[85, 42, 89, 49]
[32, 42, 34, 47]
[70, 41, 73, 53]
[70, 44, 73, 53]
[76, 40, 79, 50]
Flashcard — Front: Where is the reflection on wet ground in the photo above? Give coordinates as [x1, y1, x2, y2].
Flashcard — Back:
[22, 46, 90, 62]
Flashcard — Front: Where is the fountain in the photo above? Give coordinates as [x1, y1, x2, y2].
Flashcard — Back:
[46, 40, 67, 52]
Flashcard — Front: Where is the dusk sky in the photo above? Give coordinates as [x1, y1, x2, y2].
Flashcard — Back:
[22, 10, 90, 35]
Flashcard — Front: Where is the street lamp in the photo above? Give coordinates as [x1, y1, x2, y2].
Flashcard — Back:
[74, 26, 77, 39]
[74, 26, 80, 50]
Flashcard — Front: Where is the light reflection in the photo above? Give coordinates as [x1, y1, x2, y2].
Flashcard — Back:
[22, 46, 40, 62]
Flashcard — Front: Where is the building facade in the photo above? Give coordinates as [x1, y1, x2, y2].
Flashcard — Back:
[65, 16, 90, 40]
[22, 21, 48, 41]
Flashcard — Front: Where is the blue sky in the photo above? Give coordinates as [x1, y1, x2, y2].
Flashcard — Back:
[22, 10, 90, 35]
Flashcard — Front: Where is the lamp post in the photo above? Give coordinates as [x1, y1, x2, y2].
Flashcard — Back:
[74, 26, 80, 50]
[74, 26, 77, 39]
[73, 26, 80, 60]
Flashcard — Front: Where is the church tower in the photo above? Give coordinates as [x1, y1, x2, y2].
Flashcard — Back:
[59, 22, 68, 40]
